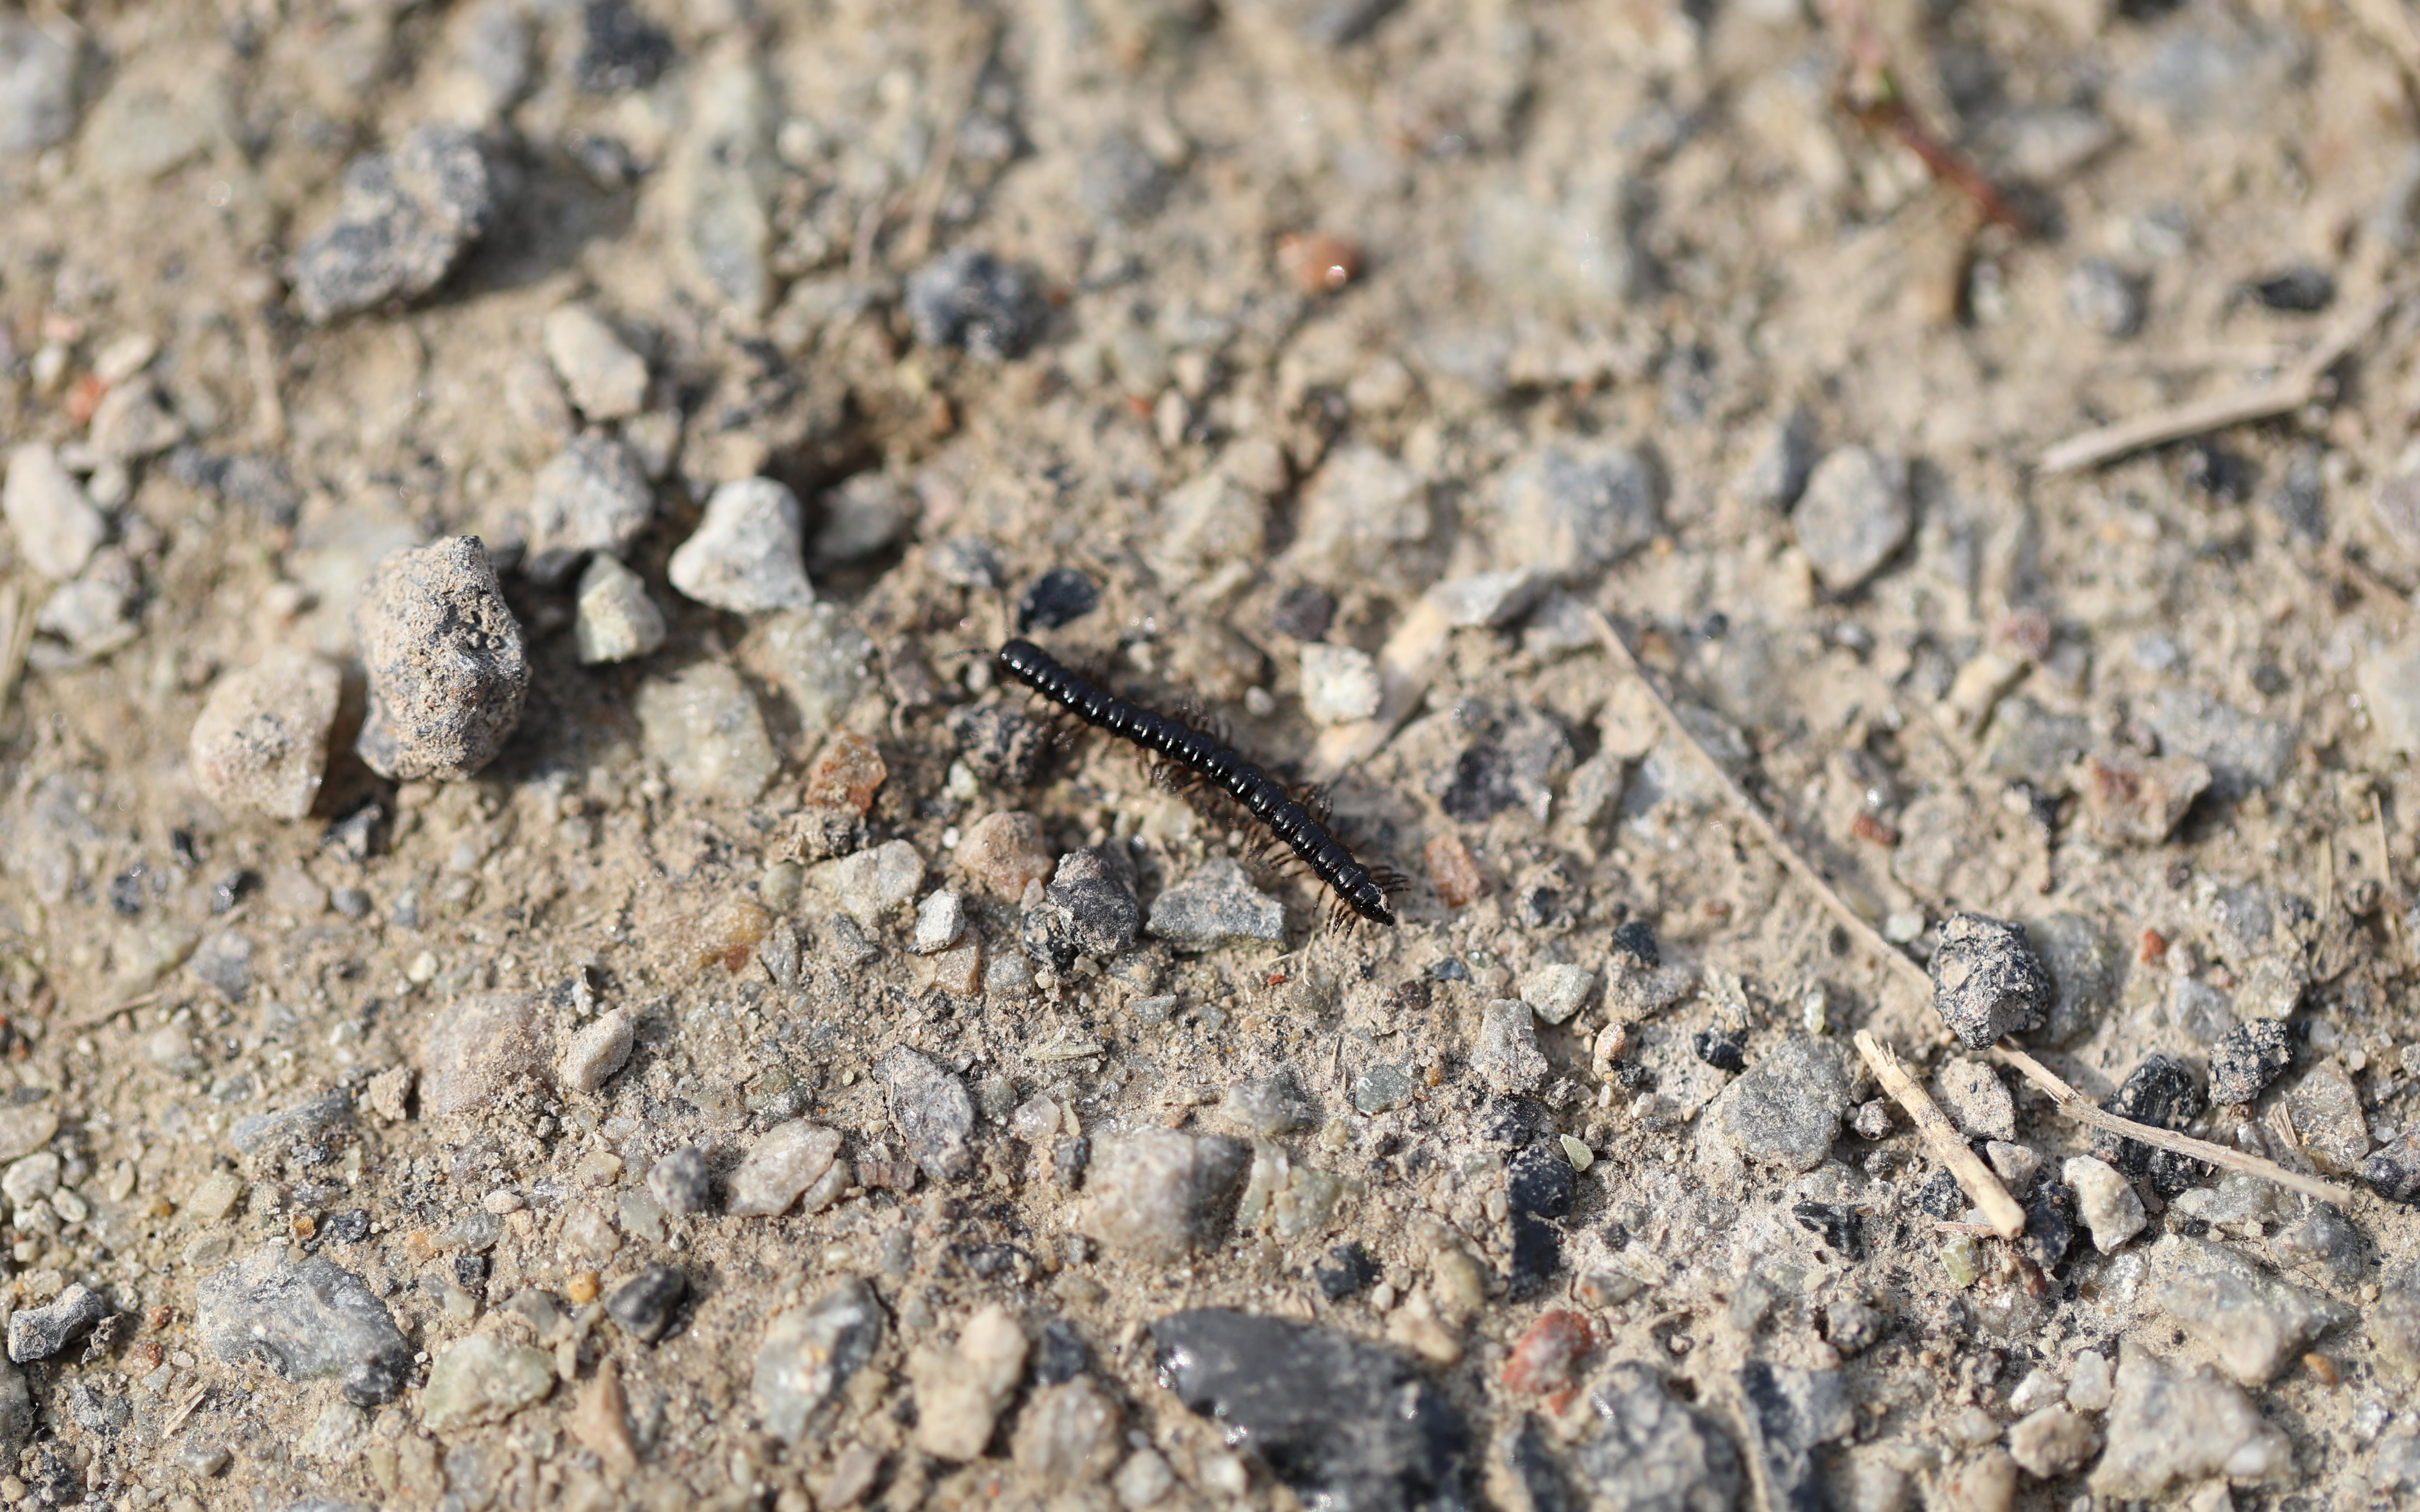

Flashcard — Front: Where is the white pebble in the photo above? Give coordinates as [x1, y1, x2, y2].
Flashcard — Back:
[559, 1008, 635, 1094]
[912, 890, 966, 955]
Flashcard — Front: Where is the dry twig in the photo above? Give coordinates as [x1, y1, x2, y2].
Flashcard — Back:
[2041, 290, 2398, 473]
[0, 580, 31, 724]
[1855, 1030, 2025, 1237]
[1991, 1042, 2355, 1206]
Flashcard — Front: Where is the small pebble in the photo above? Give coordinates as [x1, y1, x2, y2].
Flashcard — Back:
[1018, 567, 1100, 631]
[728, 1121, 842, 1217]
[1476, 1000, 1549, 1093]
[904, 249, 1047, 362]
[421, 993, 550, 1120]
[803, 731, 887, 813]
[1932, 1058, 2016, 1143]
[1792, 445, 1911, 593]
[197, 1252, 411, 1405]
[912, 890, 966, 954]
[354, 537, 528, 782]
[755, 1279, 885, 1444]
[1518, 963, 1595, 1025]
[2065, 259, 2146, 338]
[606, 1264, 688, 1343]
[558, 1009, 635, 1095]
[2246, 265, 2335, 313]
[1271, 585, 1337, 642]
[1300, 643, 1382, 725]
[2062, 1155, 2145, 1252]
[421, 1333, 553, 1430]
[1146, 857, 1285, 949]
[1083, 1131, 1248, 1260]
[288, 126, 495, 323]
[541, 304, 649, 420]
[959, 811, 1051, 900]
[2, 443, 105, 581]
[1492, 442, 1663, 574]
[572, 553, 667, 664]
[633, 664, 779, 804]
[881, 1046, 976, 1183]
[523, 434, 653, 586]
[754, 604, 876, 734]
[1424, 834, 1485, 908]
[911, 1304, 1030, 1461]
[668, 478, 817, 614]
[6, 1283, 103, 1363]
[646, 1147, 714, 1215]
[1928, 912, 2053, 1049]
[1502, 1310, 1591, 1395]
[812, 472, 911, 564]
[2074, 750, 2211, 846]
[189, 649, 341, 820]
[2209, 1017, 2293, 1105]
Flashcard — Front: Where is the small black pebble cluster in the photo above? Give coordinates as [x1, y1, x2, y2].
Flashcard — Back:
[2208, 1017, 2294, 1105]
[1692, 1028, 1747, 1073]
[2092, 1054, 2210, 1194]
[1315, 1242, 1382, 1301]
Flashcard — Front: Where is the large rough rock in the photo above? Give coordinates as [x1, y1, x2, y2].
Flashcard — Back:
[189, 649, 341, 820]
[353, 537, 527, 781]
[418, 993, 551, 1119]
[287, 126, 494, 323]
[1083, 1130, 1249, 1261]
[197, 1251, 412, 1405]
[2088, 1342, 2293, 1498]
[1570, 1363, 1744, 1512]
[1150, 1309, 1469, 1512]
[755, 1278, 885, 1443]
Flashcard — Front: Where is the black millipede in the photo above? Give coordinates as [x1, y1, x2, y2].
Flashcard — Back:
[996, 637, 1399, 927]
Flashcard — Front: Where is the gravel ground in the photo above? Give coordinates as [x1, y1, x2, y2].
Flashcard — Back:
[4, 1, 2420, 1510]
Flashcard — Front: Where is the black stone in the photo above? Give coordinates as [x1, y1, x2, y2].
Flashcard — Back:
[606, 1265, 688, 1344]
[1315, 1243, 1381, 1301]
[2247, 266, 2336, 313]
[1020, 899, 1081, 973]
[1017, 567, 1100, 631]
[2091, 1053, 2203, 1177]
[906, 249, 1048, 363]
[1150, 1309, 1468, 1512]
[1507, 1143, 1575, 1219]
[1271, 586, 1335, 643]
[2182, 442, 2257, 503]
[1042, 845, 1140, 957]
[2209, 1018, 2294, 1105]
[1051, 1136, 1090, 1188]
[2365, 1129, 2420, 1204]
[949, 703, 1049, 786]
[1610, 919, 1659, 966]
[452, 1253, 488, 1299]
[212, 869, 260, 914]
[1736, 1361, 1848, 1512]
[1440, 743, 1520, 823]
[108, 869, 144, 916]
[325, 1209, 371, 1245]
[1033, 1318, 1090, 1385]
[1914, 1167, 1966, 1220]
[1790, 1202, 1863, 1260]
[322, 801, 386, 862]
[1479, 1096, 1552, 1149]
[1509, 1215, 1561, 1301]
[1691, 1028, 1746, 1074]
[2018, 1182, 2076, 1274]
[573, 0, 674, 94]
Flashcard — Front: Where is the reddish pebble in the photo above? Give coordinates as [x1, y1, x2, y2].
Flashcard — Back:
[1425, 834, 1484, 908]
[1850, 813, 1900, 848]
[64, 374, 108, 426]
[2138, 927, 2167, 966]
[959, 810, 1054, 900]
[1503, 1311, 1592, 1395]
[1277, 232, 1362, 296]
[805, 731, 888, 814]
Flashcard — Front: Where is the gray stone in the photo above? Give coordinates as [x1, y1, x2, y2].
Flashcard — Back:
[832, 839, 924, 925]
[1041, 845, 1141, 957]
[35, 566, 137, 661]
[669, 478, 816, 614]
[2157, 1235, 2352, 1384]
[2063, 1155, 2145, 1253]
[421, 1332, 553, 1431]
[2282, 1059, 2370, 1176]
[2064, 258, 2146, 339]
[1084, 1130, 1248, 1260]
[633, 663, 779, 804]
[1078, 134, 1170, 224]
[420, 993, 550, 1120]
[1351, 1063, 1416, 1116]
[1740, 406, 1817, 511]
[197, 1251, 411, 1404]
[190, 649, 341, 820]
[354, 537, 527, 781]
[1493, 442, 1662, 575]
[1792, 446, 1910, 593]
[1711, 1037, 1852, 1172]
[912, 889, 966, 954]
[1147, 857, 1285, 949]
[646, 1146, 714, 1215]
[3, 443, 104, 580]
[188, 929, 253, 1002]
[1301, 643, 1383, 726]
[1929, 912, 2052, 1048]
[0, 1155, 56, 1207]
[1981, 697, 2090, 787]
[7, 1283, 104, 1363]
[905, 249, 1047, 363]
[2074, 748, 2211, 844]
[2145, 687, 2295, 797]
[89, 376, 182, 460]
[2007, 1404, 2098, 1479]
[1736, 1361, 1852, 1512]
[1428, 567, 1553, 629]
[812, 472, 911, 564]
[78, 72, 226, 183]
[676, 53, 776, 316]
[541, 305, 648, 420]
[1931, 1058, 2015, 1143]
[1570, 1362, 1744, 1512]
[1519, 963, 1596, 1025]
[288, 126, 494, 324]
[727, 1121, 842, 1217]
[755, 1278, 884, 1443]
[523, 434, 652, 586]
[2089, 1342, 2293, 1498]
[1284, 443, 1432, 580]
[0, 20, 77, 155]
[605, 1264, 687, 1343]
[1221, 1074, 1315, 1137]
[909, 1302, 1029, 1460]
[0, 1356, 28, 1469]
[1476, 1000, 1549, 1094]
[2024, 912, 2122, 1045]
[881, 1046, 975, 1183]
[558, 1008, 635, 1094]
[929, 534, 1003, 589]
[573, 554, 665, 664]
[230, 1088, 350, 1156]
[753, 604, 875, 733]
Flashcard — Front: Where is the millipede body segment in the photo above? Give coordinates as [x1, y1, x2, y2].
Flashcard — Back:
[997, 638, 1397, 927]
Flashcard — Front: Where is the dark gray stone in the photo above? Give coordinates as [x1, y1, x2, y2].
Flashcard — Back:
[1982, 697, 2091, 787]
[905, 249, 1047, 363]
[230, 1088, 351, 1157]
[2025, 912, 2122, 1045]
[1929, 912, 2052, 1048]
[2209, 1018, 2293, 1105]
[2091, 1054, 2204, 1188]
[287, 127, 495, 324]
[1711, 1037, 1853, 1172]
[523, 434, 652, 586]
[755, 1278, 885, 1443]
[950, 702, 1048, 787]
[197, 1251, 410, 1404]
[1736, 1362, 1851, 1512]
[1493, 442, 1663, 576]
[1041, 845, 1140, 958]
[605, 1264, 687, 1344]
[645, 1146, 714, 1215]
[1150, 1309, 1468, 1512]
[6, 1283, 105, 1363]
[1570, 1363, 1743, 1512]
[2145, 688, 2295, 798]
[880, 1046, 976, 1183]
